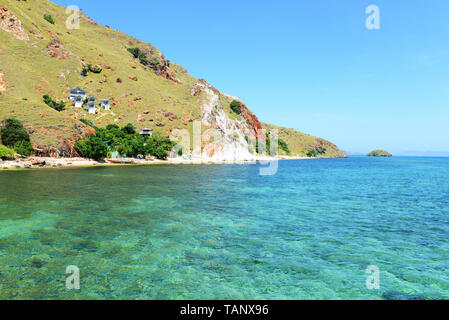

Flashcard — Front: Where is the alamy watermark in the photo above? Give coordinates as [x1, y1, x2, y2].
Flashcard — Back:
[366, 5, 380, 30]
[66, 265, 80, 290]
[65, 5, 80, 30]
[365, 265, 380, 290]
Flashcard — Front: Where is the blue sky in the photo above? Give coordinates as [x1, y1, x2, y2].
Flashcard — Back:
[53, 0, 449, 155]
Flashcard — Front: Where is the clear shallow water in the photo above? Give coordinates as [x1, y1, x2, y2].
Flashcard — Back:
[0, 157, 449, 300]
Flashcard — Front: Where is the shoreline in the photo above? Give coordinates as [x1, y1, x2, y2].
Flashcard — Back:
[0, 155, 342, 170]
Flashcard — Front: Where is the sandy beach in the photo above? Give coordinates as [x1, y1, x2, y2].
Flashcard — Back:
[0, 156, 313, 170]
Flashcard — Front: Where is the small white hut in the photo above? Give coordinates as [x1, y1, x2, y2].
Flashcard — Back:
[74, 96, 83, 108]
[100, 99, 111, 111]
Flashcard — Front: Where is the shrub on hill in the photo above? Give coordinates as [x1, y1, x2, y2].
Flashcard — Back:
[127, 47, 149, 66]
[43, 95, 65, 112]
[306, 146, 327, 157]
[88, 64, 102, 74]
[81, 67, 89, 77]
[43, 14, 55, 25]
[230, 100, 242, 115]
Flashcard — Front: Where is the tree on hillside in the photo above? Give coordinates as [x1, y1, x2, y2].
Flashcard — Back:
[121, 123, 136, 135]
[0, 118, 30, 147]
[75, 134, 109, 160]
[0, 118, 32, 156]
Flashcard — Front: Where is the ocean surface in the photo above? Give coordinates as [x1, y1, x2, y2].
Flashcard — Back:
[0, 157, 448, 300]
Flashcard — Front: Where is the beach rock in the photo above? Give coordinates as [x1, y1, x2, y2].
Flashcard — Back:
[129, 75, 138, 81]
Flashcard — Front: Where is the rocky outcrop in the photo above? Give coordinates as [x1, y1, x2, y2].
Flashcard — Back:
[233, 99, 265, 141]
[0, 70, 6, 93]
[44, 38, 70, 60]
[0, 7, 29, 41]
[150, 53, 179, 83]
[198, 83, 257, 161]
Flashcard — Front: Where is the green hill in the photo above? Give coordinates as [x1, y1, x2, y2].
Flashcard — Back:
[0, 0, 344, 158]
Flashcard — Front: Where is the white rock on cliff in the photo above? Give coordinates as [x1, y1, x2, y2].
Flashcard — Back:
[197, 84, 257, 161]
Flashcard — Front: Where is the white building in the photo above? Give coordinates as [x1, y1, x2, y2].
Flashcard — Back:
[86, 96, 97, 114]
[100, 99, 111, 111]
[86, 102, 97, 114]
[139, 128, 153, 137]
[74, 96, 83, 108]
[69, 87, 87, 100]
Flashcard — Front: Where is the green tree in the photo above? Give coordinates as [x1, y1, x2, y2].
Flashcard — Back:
[75, 134, 109, 160]
[121, 123, 136, 135]
[0, 118, 30, 147]
[106, 124, 120, 131]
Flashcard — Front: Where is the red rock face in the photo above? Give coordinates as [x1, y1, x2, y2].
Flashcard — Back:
[240, 103, 265, 140]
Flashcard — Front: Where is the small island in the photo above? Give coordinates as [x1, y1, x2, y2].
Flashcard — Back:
[367, 150, 392, 157]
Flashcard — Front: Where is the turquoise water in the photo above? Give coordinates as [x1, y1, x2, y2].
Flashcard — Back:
[0, 157, 449, 300]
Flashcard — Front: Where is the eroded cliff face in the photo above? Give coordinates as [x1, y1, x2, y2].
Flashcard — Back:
[196, 82, 258, 161]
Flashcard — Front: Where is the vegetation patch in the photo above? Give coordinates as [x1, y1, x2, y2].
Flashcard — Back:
[43, 14, 55, 25]
[127, 47, 149, 66]
[306, 146, 327, 157]
[0, 145, 15, 160]
[75, 123, 176, 160]
[43, 95, 65, 112]
[245, 133, 290, 156]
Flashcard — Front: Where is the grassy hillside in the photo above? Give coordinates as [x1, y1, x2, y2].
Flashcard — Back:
[262, 123, 345, 158]
[0, 0, 344, 158]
